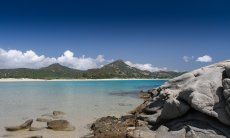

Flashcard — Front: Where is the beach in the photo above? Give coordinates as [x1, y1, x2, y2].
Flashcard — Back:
[0, 80, 165, 137]
[0, 78, 168, 82]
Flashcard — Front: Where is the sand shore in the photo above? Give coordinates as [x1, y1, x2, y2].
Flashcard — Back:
[0, 78, 168, 82]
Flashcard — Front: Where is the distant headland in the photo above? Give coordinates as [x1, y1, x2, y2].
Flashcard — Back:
[0, 60, 184, 80]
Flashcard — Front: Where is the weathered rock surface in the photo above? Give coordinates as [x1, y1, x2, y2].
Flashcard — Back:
[47, 120, 75, 131]
[139, 90, 155, 100]
[90, 60, 230, 138]
[90, 115, 137, 138]
[5, 119, 33, 131]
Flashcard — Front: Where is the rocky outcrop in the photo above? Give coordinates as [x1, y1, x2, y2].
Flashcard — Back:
[90, 60, 230, 138]
[90, 115, 139, 138]
[139, 89, 156, 100]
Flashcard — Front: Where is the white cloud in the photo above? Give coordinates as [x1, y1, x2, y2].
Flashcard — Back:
[0, 48, 170, 71]
[125, 61, 167, 72]
[196, 55, 212, 63]
[183, 56, 194, 62]
[0, 48, 109, 70]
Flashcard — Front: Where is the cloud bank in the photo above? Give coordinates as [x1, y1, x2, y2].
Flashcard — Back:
[0, 49, 108, 70]
[125, 61, 167, 72]
[0, 48, 166, 72]
[196, 55, 212, 63]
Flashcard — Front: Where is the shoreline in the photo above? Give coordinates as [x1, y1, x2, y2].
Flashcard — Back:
[0, 78, 169, 82]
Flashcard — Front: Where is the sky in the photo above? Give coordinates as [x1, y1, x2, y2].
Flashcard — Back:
[0, 0, 230, 71]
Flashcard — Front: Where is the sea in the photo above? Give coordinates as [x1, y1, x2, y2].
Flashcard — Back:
[0, 80, 166, 138]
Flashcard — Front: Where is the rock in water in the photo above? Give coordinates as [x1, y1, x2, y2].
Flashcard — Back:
[26, 136, 43, 138]
[36, 118, 52, 122]
[53, 111, 65, 116]
[5, 119, 33, 131]
[47, 120, 75, 131]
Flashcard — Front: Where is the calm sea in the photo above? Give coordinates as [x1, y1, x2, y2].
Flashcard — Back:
[0, 80, 166, 137]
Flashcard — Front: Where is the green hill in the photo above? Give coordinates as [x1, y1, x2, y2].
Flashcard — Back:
[85, 60, 153, 78]
[0, 60, 184, 79]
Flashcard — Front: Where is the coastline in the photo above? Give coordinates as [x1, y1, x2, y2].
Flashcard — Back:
[0, 80, 146, 138]
[0, 78, 169, 82]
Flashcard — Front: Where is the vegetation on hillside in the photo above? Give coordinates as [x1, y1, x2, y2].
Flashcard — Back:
[0, 60, 184, 79]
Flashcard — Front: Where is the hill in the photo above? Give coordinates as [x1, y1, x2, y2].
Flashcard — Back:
[0, 60, 183, 79]
[84, 60, 152, 78]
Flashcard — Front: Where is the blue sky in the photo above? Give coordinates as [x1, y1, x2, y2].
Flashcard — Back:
[0, 0, 229, 71]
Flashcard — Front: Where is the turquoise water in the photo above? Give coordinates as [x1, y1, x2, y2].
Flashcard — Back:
[0, 80, 166, 137]
[0, 79, 165, 94]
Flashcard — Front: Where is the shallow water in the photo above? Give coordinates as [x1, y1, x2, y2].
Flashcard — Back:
[0, 80, 166, 138]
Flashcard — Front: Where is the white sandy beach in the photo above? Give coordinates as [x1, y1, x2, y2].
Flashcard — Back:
[0, 78, 168, 82]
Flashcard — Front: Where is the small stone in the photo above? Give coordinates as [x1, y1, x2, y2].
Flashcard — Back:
[41, 114, 62, 119]
[5, 119, 33, 131]
[26, 136, 43, 138]
[53, 111, 65, 116]
[47, 120, 75, 131]
[139, 91, 152, 99]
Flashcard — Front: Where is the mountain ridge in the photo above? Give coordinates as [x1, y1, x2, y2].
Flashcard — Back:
[0, 60, 184, 79]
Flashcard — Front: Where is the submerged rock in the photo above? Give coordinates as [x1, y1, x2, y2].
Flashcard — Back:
[53, 111, 65, 116]
[5, 119, 33, 131]
[36, 118, 52, 122]
[26, 136, 43, 138]
[47, 120, 75, 131]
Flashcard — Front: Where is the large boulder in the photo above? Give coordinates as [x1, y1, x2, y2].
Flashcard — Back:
[161, 96, 190, 120]
[138, 60, 230, 126]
